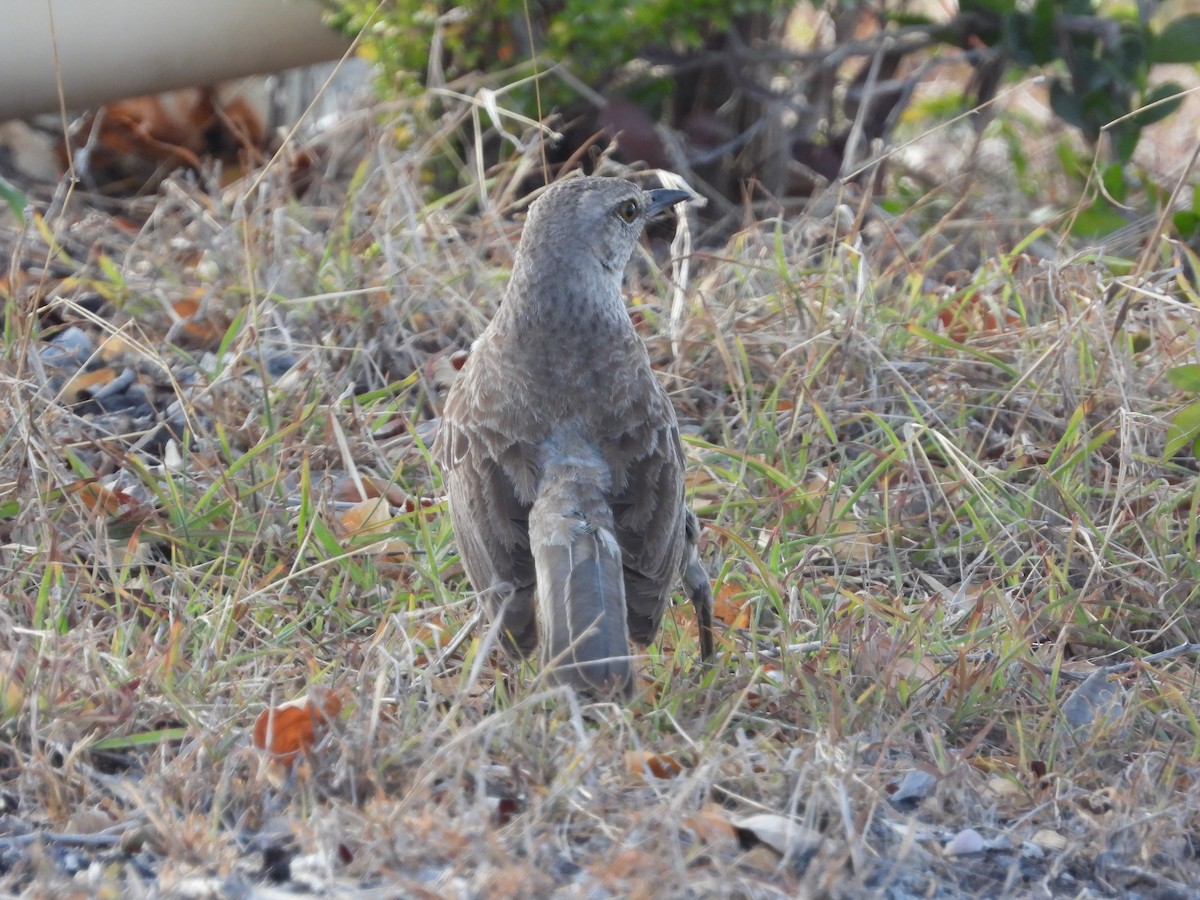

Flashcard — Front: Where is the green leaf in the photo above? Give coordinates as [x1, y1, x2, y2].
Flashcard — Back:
[1049, 80, 1086, 133]
[904, 324, 1019, 378]
[1166, 400, 1200, 458]
[1173, 210, 1200, 240]
[1111, 123, 1141, 164]
[0, 175, 26, 218]
[960, 0, 1015, 13]
[1108, 124, 1137, 164]
[886, 13, 935, 27]
[1027, 4, 1058, 66]
[90, 727, 188, 750]
[1167, 365, 1200, 393]
[1101, 163, 1127, 204]
[1070, 204, 1128, 238]
[1151, 15, 1200, 63]
[1131, 81, 1185, 128]
[1056, 139, 1089, 181]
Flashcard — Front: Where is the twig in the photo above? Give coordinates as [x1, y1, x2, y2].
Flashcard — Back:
[0, 831, 123, 850]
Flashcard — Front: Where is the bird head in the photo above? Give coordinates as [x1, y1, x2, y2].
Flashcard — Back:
[518, 176, 692, 279]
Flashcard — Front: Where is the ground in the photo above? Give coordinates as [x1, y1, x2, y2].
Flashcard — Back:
[0, 66, 1198, 898]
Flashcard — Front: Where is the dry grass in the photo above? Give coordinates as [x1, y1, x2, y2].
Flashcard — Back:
[0, 85, 1199, 898]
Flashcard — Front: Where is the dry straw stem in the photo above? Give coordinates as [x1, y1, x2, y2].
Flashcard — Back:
[0, 74, 1199, 894]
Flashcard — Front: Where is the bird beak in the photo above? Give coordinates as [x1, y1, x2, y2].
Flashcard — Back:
[645, 188, 693, 218]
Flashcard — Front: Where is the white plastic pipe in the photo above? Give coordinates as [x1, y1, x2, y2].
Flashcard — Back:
[0, 0, 353, 120]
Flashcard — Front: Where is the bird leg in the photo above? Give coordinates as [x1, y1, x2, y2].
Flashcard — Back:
[683, 510, 715, 660]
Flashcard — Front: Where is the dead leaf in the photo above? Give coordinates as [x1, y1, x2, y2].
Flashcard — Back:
[985, 776, 1021, 798]
[1032, 829, 1068, 851]
[64, 87, 268, 191]
[170, 295, 227, 347]
[679, 806, 738, 846]
[712, 582, 751, 629]
[936, 288, 1020, 343]
[854, 629, 938, 691]
[97, 333, 137, 361]
[624, 750, 687, 780]
[338, 498, 394, 537]
[408, 621, 464, 667]
[65, 479, 136, 516]
[252, 688, 344, 764]
[731, 813, 823, 861]
[62, 367, 117, 404]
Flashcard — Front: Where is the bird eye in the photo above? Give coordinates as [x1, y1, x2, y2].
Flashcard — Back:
[617, 199, 639, 223]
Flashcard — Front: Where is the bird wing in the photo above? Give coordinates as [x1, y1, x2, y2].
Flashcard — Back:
[607, 383, 688, 646]
[435, 345, 541, 653]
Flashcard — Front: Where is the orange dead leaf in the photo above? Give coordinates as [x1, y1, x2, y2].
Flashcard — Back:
[624, 750, 687, 781]
[62, 88, 267, 189]
[338, 498, 394, 537]
[252, 563, 286, 592]
[713, 582, 752, 629]
[656, 599, 710, 656]
[679, 806, 739, 846]
[936, 290, 1021, 343]
[97, 333, 137, 361]
[408, 621, 460, 667]
[171, 296, 226, 347]
[252, 688, 344, 764]
[65, 479, 134, 516]
[172, 297, 200, 318]
[61, 368, 117, 404]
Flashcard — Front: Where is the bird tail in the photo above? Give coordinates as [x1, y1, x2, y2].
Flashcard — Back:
[530, 441, 631, 697]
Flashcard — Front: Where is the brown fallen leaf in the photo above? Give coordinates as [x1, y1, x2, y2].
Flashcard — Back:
[624, 750, 687, 781]
[252, 688, 344, 765]
[1032, 829, 1068, 851]
[712, 582, 752, 629]
[64, 479, 137, 517]
[170, 296, 228, 348]
[61, 367, 117, 404]
[679, 805, 738, 847]
[338, 497, 394, 537]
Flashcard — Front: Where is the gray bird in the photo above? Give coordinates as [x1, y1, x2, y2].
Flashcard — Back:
[434, 175, 715, 697]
